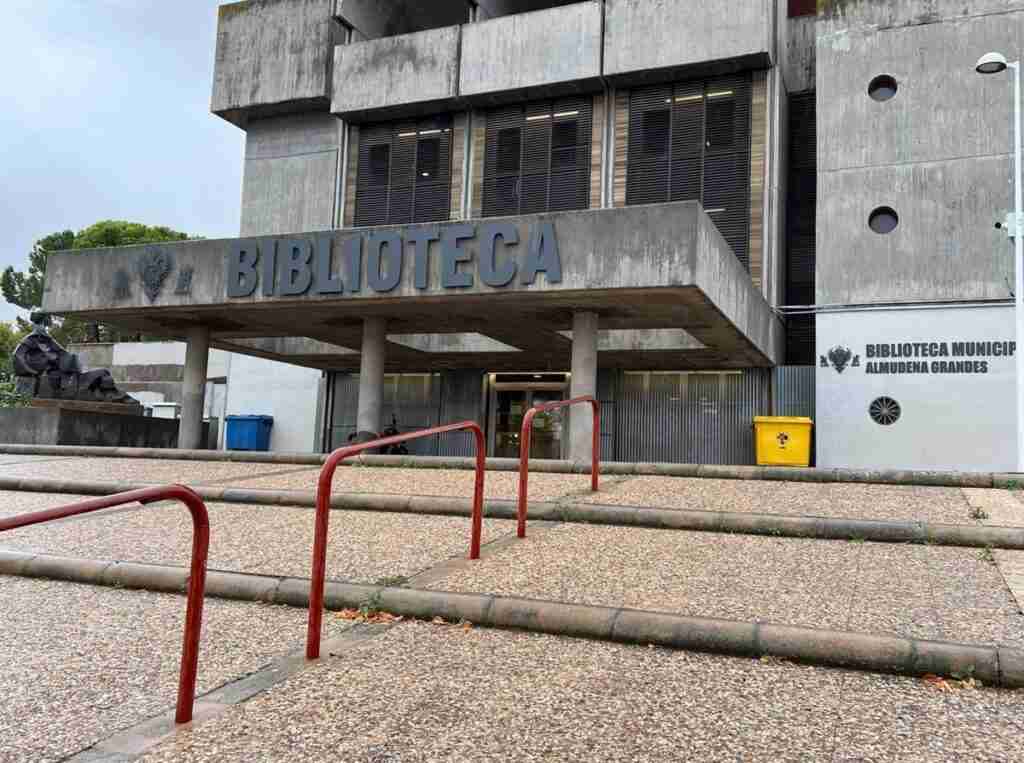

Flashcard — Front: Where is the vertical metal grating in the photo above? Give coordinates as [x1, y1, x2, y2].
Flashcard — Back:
[615, 370, 769, 465]
[482, 97, 593, 217]
[626, 75, 753, 270]
[773, 366, 816, 421]
[355, 116, 454, 227]
[786, 91, 817, 364]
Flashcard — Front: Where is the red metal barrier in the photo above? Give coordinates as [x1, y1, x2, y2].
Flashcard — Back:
[517, 396, 600, 538]
[306, 421, 486, 659]
[0, 485, 210, 724]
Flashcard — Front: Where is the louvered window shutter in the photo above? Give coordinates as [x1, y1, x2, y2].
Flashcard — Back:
[355, 116, 453, 227]
[483, 97, 593, 217]
[785, 91, 817, 364]
[626, 74, 753, 270]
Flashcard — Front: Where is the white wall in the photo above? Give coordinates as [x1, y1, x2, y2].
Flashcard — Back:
[816, 305, 1016, 472]
[224, 353, 322, 453]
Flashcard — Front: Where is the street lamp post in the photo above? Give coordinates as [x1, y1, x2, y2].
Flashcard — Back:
[977, 51, 1024, 473]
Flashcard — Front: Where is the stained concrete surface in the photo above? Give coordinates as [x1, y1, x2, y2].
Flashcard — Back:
[0, 577, 351, 763]
[139, 621, 1024, 763]
[0, 492, 516, 584]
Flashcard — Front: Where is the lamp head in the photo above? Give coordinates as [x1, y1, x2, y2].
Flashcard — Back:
[977, 52, 1009, 75]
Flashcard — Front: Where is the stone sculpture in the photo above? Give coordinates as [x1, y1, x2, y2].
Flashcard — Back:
[12, 313, 139, 406]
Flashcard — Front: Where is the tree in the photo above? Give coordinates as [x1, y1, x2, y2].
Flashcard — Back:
[2, 221, 192, 344]
[0, 320, 29, 407]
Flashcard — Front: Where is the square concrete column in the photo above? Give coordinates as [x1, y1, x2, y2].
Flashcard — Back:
[356, 317, 386, 439]
[179, 326, 210, 450]
[569, 311, 598, 465]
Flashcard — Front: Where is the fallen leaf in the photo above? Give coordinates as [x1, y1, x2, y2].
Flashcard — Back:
[923, 674, 952, 692]
[432, 616, 446, 625]
[461, 621, 473, 632]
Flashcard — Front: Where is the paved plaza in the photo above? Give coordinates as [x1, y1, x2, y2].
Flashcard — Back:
[2, 454, 1024, 761]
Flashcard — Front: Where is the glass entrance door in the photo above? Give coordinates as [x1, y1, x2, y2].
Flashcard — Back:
[493, 387, 566, 459]
[494, 390, 529, 458]
[527, 389, 566, 460]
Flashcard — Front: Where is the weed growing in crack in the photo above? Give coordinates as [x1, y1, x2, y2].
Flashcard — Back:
[968, 506, 990, 521]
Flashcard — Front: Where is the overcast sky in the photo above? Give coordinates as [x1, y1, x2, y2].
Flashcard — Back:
[0, 0, 243, 321]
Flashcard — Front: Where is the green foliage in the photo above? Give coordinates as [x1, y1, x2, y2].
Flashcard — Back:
[2, 221, 193, 344]
[0, 322, 30, 408]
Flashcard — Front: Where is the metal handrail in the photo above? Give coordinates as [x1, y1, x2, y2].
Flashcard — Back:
[517, 396, 600, 538]
[0, 485, 210, 724]
[306, 421, 486, 659]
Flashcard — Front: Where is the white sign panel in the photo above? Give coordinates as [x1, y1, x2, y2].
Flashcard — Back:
[816, 305, 1016, 472]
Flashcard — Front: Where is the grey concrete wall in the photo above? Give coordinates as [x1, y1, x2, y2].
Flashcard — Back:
[816, 10, 1024, 303]
[460, 1, 603, 99]
[783, 15, 816, 94]
[240, 113, 341, 236]
[603, 0, 772, 82]
[332, 26, 461, 117]
[819, 0, 1024, 31]
[211, 0, 336, 125]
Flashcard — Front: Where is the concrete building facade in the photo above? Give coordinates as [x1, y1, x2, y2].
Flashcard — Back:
[40, 0, 1023, 469]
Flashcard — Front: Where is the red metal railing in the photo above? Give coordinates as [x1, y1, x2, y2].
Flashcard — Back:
[306, 421, 486, 659]
[517, 396, 600, 538]
[0, 485, 210, 724]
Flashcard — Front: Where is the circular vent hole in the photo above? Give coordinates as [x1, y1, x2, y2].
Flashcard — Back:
[869, 207, 900, 234]
[868, 75, 898, 102]
[870, 397, 902, 426]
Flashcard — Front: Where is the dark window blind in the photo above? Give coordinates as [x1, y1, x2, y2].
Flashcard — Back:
[785, 91, 817, 365]
[483, 97, 593, 218]
[626, 75, 753, 269]
[788, 0, 816, 17]
[355, 116, 453, 227]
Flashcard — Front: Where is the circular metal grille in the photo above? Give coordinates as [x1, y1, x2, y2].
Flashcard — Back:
[869, 397, 901, 426]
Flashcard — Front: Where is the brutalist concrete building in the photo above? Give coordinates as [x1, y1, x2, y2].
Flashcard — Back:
[40, 0, 1024, 471]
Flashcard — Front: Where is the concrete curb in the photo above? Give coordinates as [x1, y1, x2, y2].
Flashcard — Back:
[0, 443, 1010, 488]
[4, 476, 1024, 550]
[2, 550, 1021, 689]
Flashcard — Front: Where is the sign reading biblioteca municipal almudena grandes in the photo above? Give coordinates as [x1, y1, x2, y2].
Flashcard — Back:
[815, 306, 1017, 473]
[225, 222, 562, 298]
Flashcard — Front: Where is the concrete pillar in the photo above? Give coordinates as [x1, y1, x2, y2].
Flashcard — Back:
[569, 311, 598, 465]
[179, 326, 210, 450]
[356, 317, 386, 438]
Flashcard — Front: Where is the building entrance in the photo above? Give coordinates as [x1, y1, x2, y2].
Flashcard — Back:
[489, 374, 569, 459]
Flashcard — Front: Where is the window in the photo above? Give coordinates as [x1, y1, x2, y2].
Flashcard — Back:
[483, 97, 593, 217]
[355, 117, 453, 227]
[868, 75, 898, 102]
[869, 206, 899, 234]
[627, 75, 753, 269]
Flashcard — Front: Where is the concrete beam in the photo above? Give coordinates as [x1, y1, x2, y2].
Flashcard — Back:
[460, 1, 603, 102]
[603, 0, 772, 85]
[211, 0, 337, 127]
[332, 26, 461, 120]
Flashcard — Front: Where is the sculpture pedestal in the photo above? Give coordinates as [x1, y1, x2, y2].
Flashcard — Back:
[0, 406, 207, 449]
[30, 399, 145, 416]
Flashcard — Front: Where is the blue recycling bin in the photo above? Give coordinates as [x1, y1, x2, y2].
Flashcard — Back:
[225, 415, 274, 451]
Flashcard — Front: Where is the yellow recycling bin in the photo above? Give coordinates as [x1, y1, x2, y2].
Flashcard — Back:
[753, 417, 813, 467]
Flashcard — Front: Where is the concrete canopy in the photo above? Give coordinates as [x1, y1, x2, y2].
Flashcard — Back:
[42, 202, 783, 373]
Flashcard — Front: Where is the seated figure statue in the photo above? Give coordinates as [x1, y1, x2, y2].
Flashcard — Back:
[12, 313, 139, 406]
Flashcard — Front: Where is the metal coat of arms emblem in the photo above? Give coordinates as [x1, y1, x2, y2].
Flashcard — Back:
[138, 249, 173, 302]
[820, 345, 860, 374]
